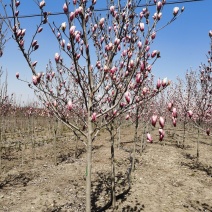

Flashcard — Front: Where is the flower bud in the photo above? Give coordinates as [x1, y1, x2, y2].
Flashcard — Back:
[15, 1, 20, 7]
[151, 32, 156, 40]
[172, 117, 177, 127]
[125, 91, 130, 104]
[172, 107, 177, 118]
[125, 114, 130, 120]
[157, 1, 162, 12]
[61, 22, 67, 31]
[37, 27, 43, 33]
[162, 77, 168, 87]
[39, 0, 45, 9]
[147, 133, 153, 143]
[209, 30, 212, 38]
[32, 75, 38, 85]
[55, 53, 60, 63]
[70, 25, 76, 36]
[151, 114, 157, 127]
[32, 61, 38, 67]
[110, 6, 115, 13]
[156, 78, 161, 89]
[139, 23, 144, 31]
[151, 50, 157, 58]
[91, 112, 97, 122]
[167, 102, 172, 111]
[16, 72, 19, 79]
[173, 7, 179, 16]
[187, 110, 193, 118]
[63, 3, 68, 13]
[159, 116, 165, 129]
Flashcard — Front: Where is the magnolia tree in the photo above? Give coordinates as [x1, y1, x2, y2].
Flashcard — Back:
[167, 70, 197, 147]
[190, 31, 212, 161]
[2, 0, 184, 210]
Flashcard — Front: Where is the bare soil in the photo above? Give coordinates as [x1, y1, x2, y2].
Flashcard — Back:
[0, 125, 212, 212]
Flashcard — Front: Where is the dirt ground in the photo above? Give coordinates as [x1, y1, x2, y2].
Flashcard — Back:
[0, 125, 212, 212]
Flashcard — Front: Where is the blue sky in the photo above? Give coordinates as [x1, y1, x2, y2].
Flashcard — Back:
[0, 0, 211, 103]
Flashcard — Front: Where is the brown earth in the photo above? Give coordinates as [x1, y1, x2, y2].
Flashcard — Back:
[0, 125, 212, 212]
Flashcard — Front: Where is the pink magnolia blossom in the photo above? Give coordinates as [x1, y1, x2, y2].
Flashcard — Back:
[136, 73, 141, 83]
[67, 100, 73, 111]
[120, 102, 126, 108]
[158, 12, 162, 20]
[151, 114, 157, 127]
[32, 61, 38, 67]
[125, 114, 130, 120]
[61, 22, 67, 31]
[145, 45, 150, 52]
[70, 26, 76, 36]
[151, 50, 157, 58]
[19, 39, 24, 47]
[37, 27, 43, 33]
[173, 7, 179, 16]
[60, 39, 65, 48]
[159, 116, 165, 129]
[39, 0, 45, 9]
[99, 18, 105, 26]
[156, 78, 161, 89]
[34, 44, 39, 50]
[157, 1, 162, 12]
[15, 10, 19, 16]
[32, 40, 37, 47]
[55, 53, 60, 63]
[91, 112, 97, 122]
[125, 91, 130, 104]
[151, 32, 156, 39]
[159, 129, 165, 141]
[162, 77, 168, 87]
[172, 107, 177, 118]
[187, 110, 193, 118]
[167, 102, 173, 111]
[32, 75, 38, 85]
[63, 3, 68, 13]
[142, 87, 148, 95]
[140, 12, 144, 19]
[16, 72, 19, 79]
[67, 43, 71, 51]
[137, 41, 142, 49]
[139, 23, 144, 31]
[172, 117, 177, 127]
[209, 30, 212, 38]
[147, 133, 153, 143]
[110, 6, 115, 13]
[21, 29, 26, 36]
[53, 100, 57, 107]
[69, 12, 75, 21]
[15, 1, 20, 7]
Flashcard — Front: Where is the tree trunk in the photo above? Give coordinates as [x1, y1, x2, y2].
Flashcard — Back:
[196, 121, 200, 163]
[109, 122, 116, 209]
[132, 107, 139, 171]
[141, 122, 146, 153]
[53, 119, 58, 166]
[86, 118, 93, 212]
[182, 117, 186, 148]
